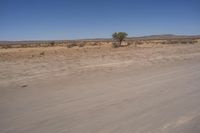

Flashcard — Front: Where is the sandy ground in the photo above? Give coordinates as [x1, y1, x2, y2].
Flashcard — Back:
[0, 44, 200, 133]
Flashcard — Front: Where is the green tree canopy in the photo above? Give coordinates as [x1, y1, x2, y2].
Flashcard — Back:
[112, 32, 128, 45]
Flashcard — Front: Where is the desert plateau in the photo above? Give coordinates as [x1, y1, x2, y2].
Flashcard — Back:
[1, 37, 200, 133]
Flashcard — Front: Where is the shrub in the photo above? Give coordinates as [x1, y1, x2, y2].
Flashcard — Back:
[40, 51, 45, 56]
[112, 42, 120, 48]
[50, 41, 55, 46]
[67, 43, 77, 48]
[2, 45, 12, 49]
[135, 41, 143, 45]
[78, 43, 84, 47]
[91, 42, 98, 46]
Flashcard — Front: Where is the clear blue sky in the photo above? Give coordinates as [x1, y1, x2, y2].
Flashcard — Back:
[0, 0, 200, 40]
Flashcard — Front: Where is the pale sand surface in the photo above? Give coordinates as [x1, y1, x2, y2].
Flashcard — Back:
[0, 44, 200, 133]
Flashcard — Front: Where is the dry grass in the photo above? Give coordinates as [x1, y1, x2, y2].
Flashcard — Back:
[0, 38, 199, 49]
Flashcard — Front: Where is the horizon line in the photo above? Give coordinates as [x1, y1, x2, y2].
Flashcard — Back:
[1, 34, 200, 42]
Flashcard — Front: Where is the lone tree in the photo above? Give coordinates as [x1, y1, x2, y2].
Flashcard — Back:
[112, 32, 128, 47]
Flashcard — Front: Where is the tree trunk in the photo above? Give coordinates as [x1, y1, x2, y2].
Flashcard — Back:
[119, 40, 122, 46]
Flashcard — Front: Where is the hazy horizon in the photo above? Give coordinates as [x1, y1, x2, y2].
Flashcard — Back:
[1, 0, 200, 40]
[1, 34, 200, 41]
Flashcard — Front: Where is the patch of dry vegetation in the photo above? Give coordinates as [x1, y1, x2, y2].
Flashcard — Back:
[0, 37, 199, 49]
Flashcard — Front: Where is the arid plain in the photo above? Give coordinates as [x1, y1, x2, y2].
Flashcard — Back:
[1, 41, 200, 133]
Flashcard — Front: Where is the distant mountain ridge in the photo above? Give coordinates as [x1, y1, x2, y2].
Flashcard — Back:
[0, 34, 200, 45]
[68, 34, 200, 41]
[128, 34, 200, 40]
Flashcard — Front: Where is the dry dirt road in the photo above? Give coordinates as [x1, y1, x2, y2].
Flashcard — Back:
[0, 45, 200, 133]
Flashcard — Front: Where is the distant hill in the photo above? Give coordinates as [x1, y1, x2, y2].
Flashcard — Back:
[69, 34, 200, 41]
[127, 34, 200, 40]
[67, 34, 200, 41]
[0, 34, 200, 45]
